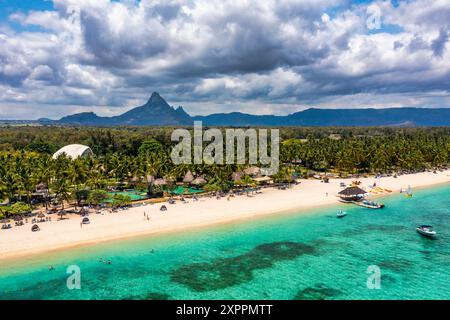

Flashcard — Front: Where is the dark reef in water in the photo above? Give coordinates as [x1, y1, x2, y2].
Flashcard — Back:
[170, 241, 315, 291]
[379, 258, 412, 272]
[293, 284, 342, 300]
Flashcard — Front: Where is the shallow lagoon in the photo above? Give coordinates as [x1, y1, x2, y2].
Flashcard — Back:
[1, 185, 449, 300]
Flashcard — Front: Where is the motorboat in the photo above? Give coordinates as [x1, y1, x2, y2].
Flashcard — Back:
[31, 224, 40, 232]
[82, 217, 90, 224]
[416, 225, 436, 238]
[337, 210, 347, 218]
[355, 200, 385, 209]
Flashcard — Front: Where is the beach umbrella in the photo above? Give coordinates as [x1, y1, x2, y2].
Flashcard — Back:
[243, 166, 260, 176]
[37, 212, 46, 218]
[191, 177, 207, 185]
[14, 215, 23, 221]
[1, 218, 10, 224]
[183, 171, 195, 183]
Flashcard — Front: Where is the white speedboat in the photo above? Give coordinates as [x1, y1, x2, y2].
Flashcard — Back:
[356, 200, 385, 209]
[416, 225, 436, 238]
[337, 210, 347, 218]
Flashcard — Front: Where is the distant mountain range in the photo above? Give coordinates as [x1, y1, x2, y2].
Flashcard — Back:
[3, 92, 450, 127]
[53, 92, 192, 126]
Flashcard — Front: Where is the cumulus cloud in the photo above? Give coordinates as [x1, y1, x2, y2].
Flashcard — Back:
[0, 0, 449, 119]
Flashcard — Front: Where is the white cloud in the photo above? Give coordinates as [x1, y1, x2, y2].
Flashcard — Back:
[0, 0, 449, 119]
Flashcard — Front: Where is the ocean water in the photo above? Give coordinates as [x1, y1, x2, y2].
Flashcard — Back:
[0, 185, 449, 300]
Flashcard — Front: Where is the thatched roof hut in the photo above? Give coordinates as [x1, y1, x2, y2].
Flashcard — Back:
[243, 166, 260, 176]
[191, 177, 207, 185]
[183, 171, 195, 183]
[338, 186, 367, 201]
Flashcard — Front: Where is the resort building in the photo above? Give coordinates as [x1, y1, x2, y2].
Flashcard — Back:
[52, 144, 94, 160]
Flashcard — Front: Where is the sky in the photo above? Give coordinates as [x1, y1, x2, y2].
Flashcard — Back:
[0, 0, 449, 120]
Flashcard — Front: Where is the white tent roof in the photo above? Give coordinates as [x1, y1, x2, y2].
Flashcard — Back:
[52, 144, 93, 159]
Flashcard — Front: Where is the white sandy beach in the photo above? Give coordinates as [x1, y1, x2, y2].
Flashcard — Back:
[1, 170, 449, 261]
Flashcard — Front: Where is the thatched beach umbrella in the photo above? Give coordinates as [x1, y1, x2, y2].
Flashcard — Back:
[183, 171, 195, 183]
[37, 212, 46, 218]
[1, 218, 10, 224]
[338, 186, 367, 201]
[14, 215, 23, 221]
[191, 177, 207, 186]
[243, 166, 260, 176]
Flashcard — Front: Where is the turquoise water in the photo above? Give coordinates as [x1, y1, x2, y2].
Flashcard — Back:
[107, 190, 148, 201]
[0, 185, 449, 300]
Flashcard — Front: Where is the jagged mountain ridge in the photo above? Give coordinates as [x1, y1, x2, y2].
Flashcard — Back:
[47, 93, 450, 126]
[57, 92, 193, 126]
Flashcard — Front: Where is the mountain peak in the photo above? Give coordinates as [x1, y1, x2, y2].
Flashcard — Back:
[147, 92, 165, 104]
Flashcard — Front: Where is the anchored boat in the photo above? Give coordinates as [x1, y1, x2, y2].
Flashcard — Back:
[416, 225, 436, 238]
[337, 210, 347, 218]
[355, 200, 385, 209]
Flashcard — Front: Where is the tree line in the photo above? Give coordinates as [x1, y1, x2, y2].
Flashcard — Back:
[0, 126, 449, 217]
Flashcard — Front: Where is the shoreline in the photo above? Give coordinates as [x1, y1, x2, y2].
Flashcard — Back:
[1, 170, 449, 263]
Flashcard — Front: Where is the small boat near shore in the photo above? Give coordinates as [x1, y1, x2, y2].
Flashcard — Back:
[402, 185, 413, 198]
[354, 200, 385, 209]
[416, 225, 436, 238]
[337, 210, 347, 218]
